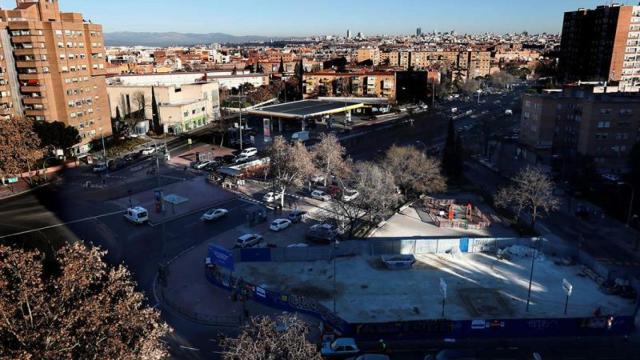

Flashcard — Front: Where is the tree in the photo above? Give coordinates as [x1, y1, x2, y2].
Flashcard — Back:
[278, 57, 285, 74]
[490, 71, 516, 89]
[0, 243, 169, 359]
[330, 162, 401, 237]
[456, 78, 481, 95]
[312, 133, 348, 187]
[383, 145, 446, 198]
[441, 118, 463, 181]
[33, 121, 81, 155]
[494, 166, 560, 227]
[151, 87, 162, 134]
[220, 314, 321, 360]
[268, 136, 316, 208]
[0, 118, 42, 184]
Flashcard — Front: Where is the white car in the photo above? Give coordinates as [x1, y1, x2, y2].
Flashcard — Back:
[236, 234, 263, 248]
[342, 189, 359, 202]
[92, 163, 108, 173]
[270, 218, 292, 232]
[321, 338, 359, 357]
[194, 160, 214, 170]
[141, 147, 156, 155]
[311, 190, 331, 201]
[263, 192, 283, 203]
[201, 208, 228, 221]
[239, 147, 258, 157]
[310, 174, 325, 184]
[124, 206, 148, 224]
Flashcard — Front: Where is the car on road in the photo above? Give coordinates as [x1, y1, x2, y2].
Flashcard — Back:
[342, 189, 360, 202]
[236, 234, 263, 248]
[288, 209, 307, 223]
[141, 146, 156, 155]
[311, 189, 331, 201]
[263, 191, 283, 203]
[239, 147, 258, 157]
[270, 218, 292, 232]
[200, 208, 228, 221]
[92, 163, 108, 173]
[203, 161, 222, 171]
[124, 206, 149, 224]
[321, 338, 359, 357]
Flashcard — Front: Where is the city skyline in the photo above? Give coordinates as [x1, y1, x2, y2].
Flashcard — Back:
[51, 0, 634, 37]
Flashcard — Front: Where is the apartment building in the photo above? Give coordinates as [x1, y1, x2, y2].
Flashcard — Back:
[520, 86, 640, 174]
[382, 49, 490, 80]
[559, 4, 640, 89]
[303, 71, 396, 100]
[0, 0, 110, 154]
[356, 47, 380, 65]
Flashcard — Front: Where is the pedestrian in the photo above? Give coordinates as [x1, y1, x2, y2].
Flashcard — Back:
[377, 339, 387, 353]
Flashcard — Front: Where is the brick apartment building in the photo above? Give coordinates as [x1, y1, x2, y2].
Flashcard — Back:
[302, 71, 396, 100]
[559, 4, 640, 89]
[0, 0, 110, 154]
[520, 86, 640, 174]
[382, 49, 491, 80]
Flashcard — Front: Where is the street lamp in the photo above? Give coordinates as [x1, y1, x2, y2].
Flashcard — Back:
[525, 237, 546, 312]
[476, 89, 482, 105]
[562, 278, 573, 315]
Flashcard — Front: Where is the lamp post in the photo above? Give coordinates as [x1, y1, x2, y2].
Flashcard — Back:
[617, 181, 635, 227]
[439, 278, 447, 318]
[476, 89, 482, 105]
[525, 238, 546, 312]
[562, 278, 573, 315]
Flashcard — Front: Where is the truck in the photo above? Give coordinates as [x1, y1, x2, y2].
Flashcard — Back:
[291, 131, 310, 142]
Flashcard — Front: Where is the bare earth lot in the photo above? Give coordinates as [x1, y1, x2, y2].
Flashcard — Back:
[234, 252, 636, 323]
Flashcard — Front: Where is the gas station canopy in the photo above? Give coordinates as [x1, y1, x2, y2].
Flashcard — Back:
[248, 99, 365, 119]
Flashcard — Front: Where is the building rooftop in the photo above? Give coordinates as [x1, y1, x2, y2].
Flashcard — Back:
[249, 99, 365, 119]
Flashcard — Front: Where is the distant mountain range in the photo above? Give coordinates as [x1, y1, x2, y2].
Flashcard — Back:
[104, 32, 291, 47]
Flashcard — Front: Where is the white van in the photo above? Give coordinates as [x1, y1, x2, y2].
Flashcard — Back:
[124, 206, 149, 224]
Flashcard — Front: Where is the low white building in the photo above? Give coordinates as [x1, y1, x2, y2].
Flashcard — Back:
[107, 81, 221, 135]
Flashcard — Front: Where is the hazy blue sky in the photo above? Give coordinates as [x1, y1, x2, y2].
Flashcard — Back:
[47, 0, 636, 35]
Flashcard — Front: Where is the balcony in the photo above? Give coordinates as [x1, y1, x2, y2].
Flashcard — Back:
[23, 96, 47, 105]
[16, 60, 48, 68]
[24, 108, 46, 117]
[13, 47, 47, 57]
[11, 35, 45, 44]
[20, 85, 43, 92]
[18, 72, 46, 81]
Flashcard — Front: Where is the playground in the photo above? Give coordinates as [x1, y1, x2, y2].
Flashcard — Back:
[421, 196, 491, 230]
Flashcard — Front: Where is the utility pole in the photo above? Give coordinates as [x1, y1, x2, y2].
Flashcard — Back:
[239, 86, 244, 151]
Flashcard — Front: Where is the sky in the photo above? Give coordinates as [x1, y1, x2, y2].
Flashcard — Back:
[25, 0, 640, 36]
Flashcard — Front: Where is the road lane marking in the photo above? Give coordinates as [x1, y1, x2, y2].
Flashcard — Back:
[0, 209, 126, 239]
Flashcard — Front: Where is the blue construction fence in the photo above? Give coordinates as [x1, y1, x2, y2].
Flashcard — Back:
[204, 264, 637, 342]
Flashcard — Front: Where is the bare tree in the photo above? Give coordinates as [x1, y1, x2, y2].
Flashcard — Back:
[331, 162, 401, 237]
[268, 136, 316, 208]
[0, 117, 42, 186]
[494, 166, 560, 227]
[383, 145, 446, 198]
[220, 314, 321, 360]
[0, 243, 169, 360]
[312, 133, 348, 187]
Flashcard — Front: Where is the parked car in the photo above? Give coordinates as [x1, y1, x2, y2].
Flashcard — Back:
[311, 189, 331, 201]
[194, 160, 215, 170]
[203, 161, 222, 171]
[124, 206, 148, 224]
[347, 355, 390, 360]
[288, 209, 307, 223]
[342, 189, 360, 202]
[287, 243, 309, 248]
[236, 234, 263, 248]
[123, 152, 141, 162]
[201, 208, 228, 221]
[310, 174, 325, 184]
[239, 147, 258, 157]
[233, 154, 256, 164]
[222, 155, 236, 164]
[141, 146, 156, 155]
[306, 224, 339, 244]
[270, 218, 292, 232]
[92, 163, 108, 173]
[321, 338, 359, 357]
[263, 192, 283, 203]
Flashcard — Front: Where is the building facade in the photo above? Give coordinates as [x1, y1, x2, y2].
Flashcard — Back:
[303, 71, 396, 100]
[0, 0, 110, 153]
[559, 4, 640, 89]
[107, 81, 220, 135]
[520, 86, 640, 174]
